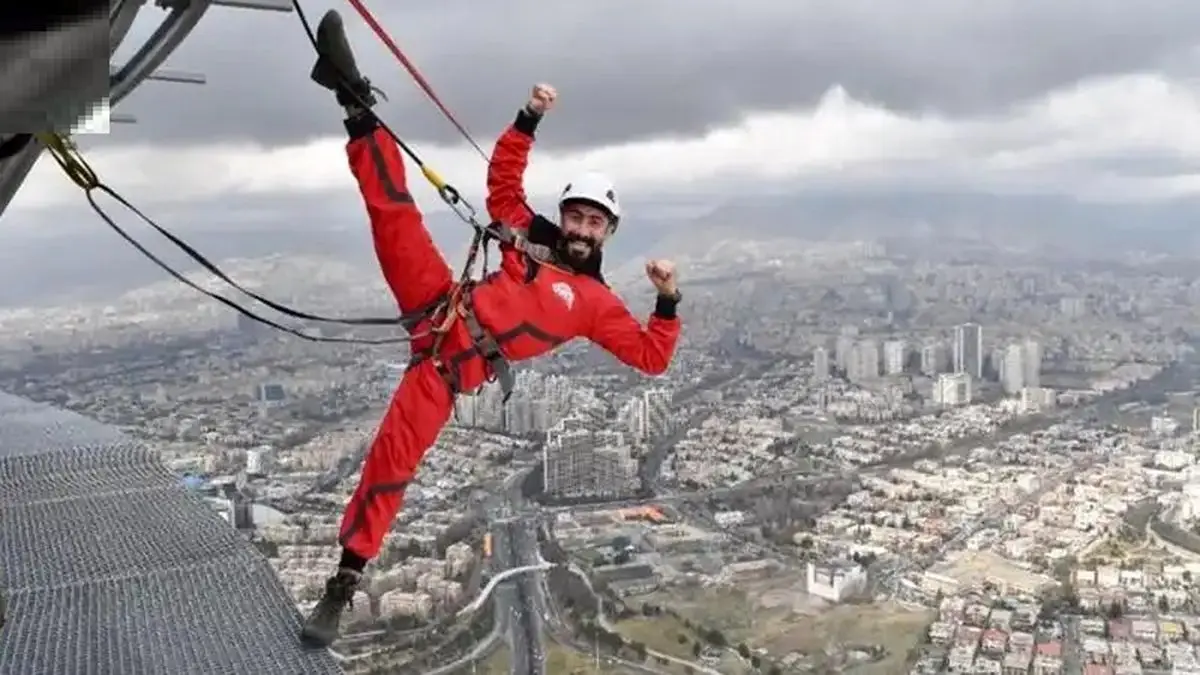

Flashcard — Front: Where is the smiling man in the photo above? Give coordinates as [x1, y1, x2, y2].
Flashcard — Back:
[300, 10, 683, 648]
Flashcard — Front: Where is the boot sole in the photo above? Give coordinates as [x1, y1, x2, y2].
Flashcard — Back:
[299, 628, 336, 648]
[311, 10, 362, 89]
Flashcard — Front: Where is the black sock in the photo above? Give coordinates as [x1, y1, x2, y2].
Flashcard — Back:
[343, 109, 378, 140]
[338, 548, 368, 574]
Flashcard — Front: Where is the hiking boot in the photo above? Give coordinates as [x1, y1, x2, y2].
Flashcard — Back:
[300, 569, 360, 648]
[309, 10, 383, 108]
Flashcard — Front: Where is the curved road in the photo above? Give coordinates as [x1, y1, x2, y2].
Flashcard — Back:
[456, 562, 555, 618]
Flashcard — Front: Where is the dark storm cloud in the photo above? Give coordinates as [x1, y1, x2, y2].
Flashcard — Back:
[91, 0, 1200, 152]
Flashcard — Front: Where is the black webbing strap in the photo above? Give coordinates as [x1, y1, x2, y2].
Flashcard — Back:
[459, 291, 515, 402]
[485, 221, 556, 267]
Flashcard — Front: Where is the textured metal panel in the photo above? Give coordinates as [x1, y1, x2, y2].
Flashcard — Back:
[0, 393, 342, 675]
[0, 445, 172, 506]
[1, 487, 250, 589]
[1, 557, 336, 675]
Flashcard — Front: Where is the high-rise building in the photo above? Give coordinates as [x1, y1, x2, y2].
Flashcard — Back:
[812, 346, 830, 381]
[883, 340, 907, 376]
[507, 397, 534, 435]
[989, 346, 1006, 381]
[850, 340, 880, 381]
[835, 335, 856, 373]
[920, 342, 945, 376]
[1001, 343, 1025, 394]
[1022, 339, 1042, 389]
[953, 323, 983, 379]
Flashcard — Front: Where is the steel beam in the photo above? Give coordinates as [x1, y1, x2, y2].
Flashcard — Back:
[110, 66, 207, 84]
[211, 0, 293, 11]
[147, 69, 207, 84]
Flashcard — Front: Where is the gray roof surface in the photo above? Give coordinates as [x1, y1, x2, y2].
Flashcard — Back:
[0, 392, 343, 675]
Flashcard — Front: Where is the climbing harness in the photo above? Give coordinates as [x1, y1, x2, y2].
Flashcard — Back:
[426, 285, 516, 399]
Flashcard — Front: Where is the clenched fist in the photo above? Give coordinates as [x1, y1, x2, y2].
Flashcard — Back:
[526, 83, 557, 115]
[645, 259, 678, 296]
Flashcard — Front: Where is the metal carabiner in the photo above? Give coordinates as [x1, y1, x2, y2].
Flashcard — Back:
[437, 183, 478, 224]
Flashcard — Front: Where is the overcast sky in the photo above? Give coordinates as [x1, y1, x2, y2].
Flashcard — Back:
[8, 0, 1200, 234]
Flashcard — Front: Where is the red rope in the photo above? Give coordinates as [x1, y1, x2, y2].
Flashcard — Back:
[344, 0, 489, 161]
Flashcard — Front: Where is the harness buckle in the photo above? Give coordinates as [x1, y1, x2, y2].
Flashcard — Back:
[425, 285, 515, 402]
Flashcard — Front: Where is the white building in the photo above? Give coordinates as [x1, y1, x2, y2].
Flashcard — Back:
[849, 340, 880, 382]
[883, 340, 907, 376]
[1001, 342, 1025, 395]
[1022, 339, 1042, 389]
[933, 372, 972, 407]
[812, 346, 830, 381]
[246, 448, 266, 476]
[1019, 387, 1057, 412]
[835, 334, 856, 372]
[807, 561, 868, 603]
[713, 511, 746, 528]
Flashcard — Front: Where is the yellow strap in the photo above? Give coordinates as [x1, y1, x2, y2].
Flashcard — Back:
[420, 164, 447, 192]
[33, 131, 100, 190]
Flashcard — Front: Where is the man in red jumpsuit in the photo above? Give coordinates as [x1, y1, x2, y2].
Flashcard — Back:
[300, 11, 682, 647]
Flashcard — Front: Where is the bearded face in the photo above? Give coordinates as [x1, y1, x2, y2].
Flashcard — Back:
[557, 201, 613, 267]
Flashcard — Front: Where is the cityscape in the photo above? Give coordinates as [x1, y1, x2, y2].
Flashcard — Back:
[6, 225, 1200, 675]
[5, 0, 1200, 673]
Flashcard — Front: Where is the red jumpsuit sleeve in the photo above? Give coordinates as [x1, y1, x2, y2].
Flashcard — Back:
[485, 107, 541, 231]
[586, 291, 681, 376]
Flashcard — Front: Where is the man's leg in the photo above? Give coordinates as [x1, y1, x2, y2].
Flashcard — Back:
[300, 357, 455, 647]
[311, 9, 452, 315]
[345, 117, 453, 314]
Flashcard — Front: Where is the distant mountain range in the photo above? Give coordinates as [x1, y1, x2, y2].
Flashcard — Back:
[1, 187, 1197, 308]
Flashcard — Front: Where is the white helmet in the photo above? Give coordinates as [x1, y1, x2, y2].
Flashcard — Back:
[558, 172, 621, 225]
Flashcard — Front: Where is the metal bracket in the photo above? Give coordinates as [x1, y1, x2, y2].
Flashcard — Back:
[0, 0, 294, 221]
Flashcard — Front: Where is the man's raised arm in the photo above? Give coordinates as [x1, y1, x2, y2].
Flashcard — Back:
[585, 260, 682, 376]
[486, 84, 557, 230]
